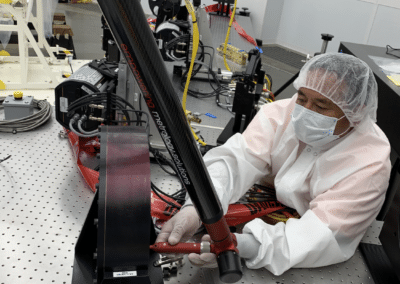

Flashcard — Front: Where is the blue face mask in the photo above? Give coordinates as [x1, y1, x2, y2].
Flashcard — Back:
[291, 104, 349, 147]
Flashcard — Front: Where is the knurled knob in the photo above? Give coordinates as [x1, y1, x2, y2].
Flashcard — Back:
[13, 91, 23, 100]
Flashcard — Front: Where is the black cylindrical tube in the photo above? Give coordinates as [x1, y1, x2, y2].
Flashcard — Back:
[96, 0, 222, 224]
[218, 251, 242, 283]
[320, 41, 328, 54]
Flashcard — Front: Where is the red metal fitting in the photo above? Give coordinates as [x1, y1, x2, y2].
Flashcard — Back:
[150, 242, 201, 254]
[204, 218, 238, 256]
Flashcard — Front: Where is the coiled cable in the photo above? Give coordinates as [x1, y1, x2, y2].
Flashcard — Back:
[0, 97, 52, 133]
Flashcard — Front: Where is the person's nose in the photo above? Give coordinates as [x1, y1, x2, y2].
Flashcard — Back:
[303, 100, 313, 111]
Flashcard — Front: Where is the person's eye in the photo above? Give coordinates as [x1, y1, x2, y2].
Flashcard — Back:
[316, 105, 327, 110]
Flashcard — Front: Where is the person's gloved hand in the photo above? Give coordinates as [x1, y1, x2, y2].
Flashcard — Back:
[188, 233, 261, 268]
[188, 234, 218, 268]
[155, 205, 202, 245]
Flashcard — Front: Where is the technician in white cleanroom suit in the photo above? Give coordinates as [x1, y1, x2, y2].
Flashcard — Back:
[155, 53, 391, 275]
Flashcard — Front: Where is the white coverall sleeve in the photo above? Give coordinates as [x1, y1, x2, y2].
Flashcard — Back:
[241, 159, 389, 275]
[185, 99, 291, 214]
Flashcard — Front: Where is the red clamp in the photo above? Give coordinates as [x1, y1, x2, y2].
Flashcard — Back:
[150, 233, 237, 256]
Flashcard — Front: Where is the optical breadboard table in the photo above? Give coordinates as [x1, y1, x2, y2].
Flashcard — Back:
[0, 101, 379, 284]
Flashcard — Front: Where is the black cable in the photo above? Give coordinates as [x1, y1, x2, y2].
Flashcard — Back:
[152, 182, 185, 202]
[111, 119, 148, 123]
[68, 94, 141, 125]
[180, 53, 231, 100]
[151, 182, 182, 209]
[177, 42, 231, 99]
[201, 45, 217, 72]
[154, 154, 176, 176]
[67, 93, 151, 135]
[190, 40, 205, 76]
[164, 34, 190, 51]
[180, 70, 222, 98]
[149, 146, 178, 176]
[114, 109, 150, 134]
[68, 92, 107, 106]
[0, 155, 11, 163]
[69, 97, 121, 112]
[69, 99, 132, 124]
[171, 188, 186, 197]
[110, 108, 150, 126]
[69, 92, 136, 112]
[386, 45, 400, 58]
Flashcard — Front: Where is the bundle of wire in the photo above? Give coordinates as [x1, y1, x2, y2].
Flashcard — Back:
[174, 41, 234, 114]
[149, 146, 187, 208]
[237, 184, 278, 204]
[0, 97, 52, 133]
[169, 2, 232, 103]
[66, 92, 150, 138]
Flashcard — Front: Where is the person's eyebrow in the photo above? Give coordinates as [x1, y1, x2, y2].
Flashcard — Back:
[314, 98, 331, 105]
[298, 90, 305, 96]
[298, 90, 331, 106]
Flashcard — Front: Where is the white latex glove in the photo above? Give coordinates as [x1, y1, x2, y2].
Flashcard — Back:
[155, 205, 202, 245]
[188, 234, 218, 268]
[188, 233, 261, 268]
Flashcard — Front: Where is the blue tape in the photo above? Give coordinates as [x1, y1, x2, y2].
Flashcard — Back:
[205, 113, 217, 118]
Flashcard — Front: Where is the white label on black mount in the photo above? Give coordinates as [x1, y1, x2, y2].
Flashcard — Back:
[60, 97, 68, 113]
[113, 271, 137, 278]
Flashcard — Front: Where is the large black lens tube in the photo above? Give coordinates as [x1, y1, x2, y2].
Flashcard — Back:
[97, 0, 228, 234]
[97, 3, 243, 281]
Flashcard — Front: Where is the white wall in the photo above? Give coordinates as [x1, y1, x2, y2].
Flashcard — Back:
[276, 0, 400, 55]
[262, 0, 284, 44]
[367, 4, 400, 47]
[241, 0, 268, 41]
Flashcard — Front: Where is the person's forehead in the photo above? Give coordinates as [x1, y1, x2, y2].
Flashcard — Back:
[298, 87, 345, 115]
[298, 88, 333, 104]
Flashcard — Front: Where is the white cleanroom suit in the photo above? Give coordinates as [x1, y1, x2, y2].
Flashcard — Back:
[196, 94, 390, 275]
[184, 53, 391, 275]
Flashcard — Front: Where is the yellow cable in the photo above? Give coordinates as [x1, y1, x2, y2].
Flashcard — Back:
[264, 75, 271, 90]
[222, 0, 238, 71]
[183, 0, 207, 146]
[191, 128, 207, 146]
[182, 0, 199, 112]
[266, 213, 290, 223]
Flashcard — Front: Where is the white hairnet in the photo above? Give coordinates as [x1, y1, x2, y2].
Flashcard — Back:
[293, 53, 378, 128]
